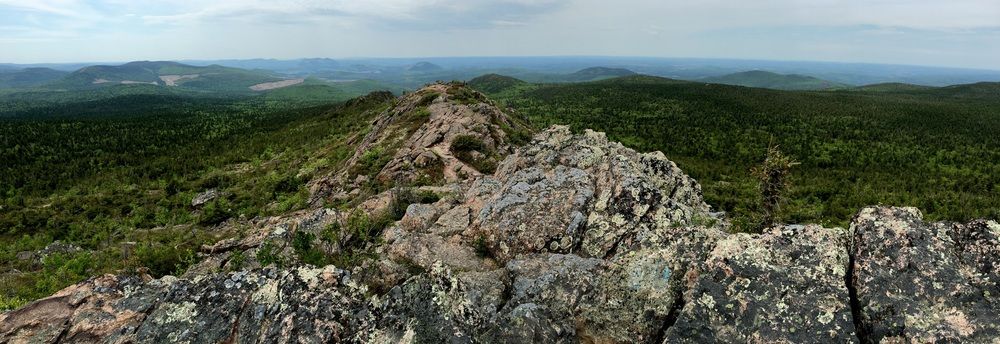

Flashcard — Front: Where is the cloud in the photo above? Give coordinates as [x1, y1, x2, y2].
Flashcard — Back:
[140, 0, 567, 29]
[0, 0, 998, 69]
[0, 0, 93, 18]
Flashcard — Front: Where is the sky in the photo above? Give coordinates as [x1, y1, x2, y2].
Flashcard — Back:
[1, 0, 999, 70]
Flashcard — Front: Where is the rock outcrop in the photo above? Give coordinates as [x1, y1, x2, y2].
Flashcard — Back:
[850, 207, 1000, 343]
[309, 83, 530, 205]
[3, 85, 998, 343]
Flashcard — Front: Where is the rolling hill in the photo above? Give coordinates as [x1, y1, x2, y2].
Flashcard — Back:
[566, 66, 637, 81]
[468, 74, 528, 93]
[0, 68, 69, 88]
[50, 61, 286, 92]
[406, 61, 444, 72]
[479, 75, 1000, 226]
[851, 82, 936, 92]
[702, 70, 849, 90]
[935, 82, 1000, 98]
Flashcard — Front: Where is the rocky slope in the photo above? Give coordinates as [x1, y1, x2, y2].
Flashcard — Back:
[2, 84, 998, 343]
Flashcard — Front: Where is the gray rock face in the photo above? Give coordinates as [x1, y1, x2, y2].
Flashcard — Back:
[309, 83, 530, 205]
[190, 188, 220, 207]
[850, 207, 1000, 343]
[665, 224, 857, 343]
[1, 267, 381, 344]
[474, 126, 715, 263]
[3, 87, 998, 343]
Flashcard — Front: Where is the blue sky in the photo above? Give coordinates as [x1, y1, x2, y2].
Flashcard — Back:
[1, 0, 998, 69]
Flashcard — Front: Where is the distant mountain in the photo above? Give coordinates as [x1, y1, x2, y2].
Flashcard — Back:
[851, 81, 1000, 98]
[406, 62, 444, 72]
[589, 74, 689, 85]
[567, 67, 637, 81]
[702, 70, 849, 90]
[935, 82, 1000, 98]
[295, 58, 340, 72]
[468, 74, 527, 93]
[851, 83, 937, 92]
[0, 68, 69, 88]
[184, 58, 341, 75]
[51, 61, 285, 92]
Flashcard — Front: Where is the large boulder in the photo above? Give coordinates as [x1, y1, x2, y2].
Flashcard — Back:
[665, 224, 858, 343]
[473, 126, 718, 263]
[850, 207, 1000, 343]
[1, 267, 379, 344]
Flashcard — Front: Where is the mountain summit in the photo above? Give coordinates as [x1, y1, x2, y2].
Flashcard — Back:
[2, 85, 997, 343]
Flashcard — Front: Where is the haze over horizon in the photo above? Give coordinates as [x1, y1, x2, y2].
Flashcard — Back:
[2, 0, 999, 70]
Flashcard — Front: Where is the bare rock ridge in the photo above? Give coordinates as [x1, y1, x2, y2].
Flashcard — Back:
[2, 84, 998, 343]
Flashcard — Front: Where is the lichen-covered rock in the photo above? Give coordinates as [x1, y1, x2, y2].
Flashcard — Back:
[0, 274, 149, 344]
[188, 208, 343, 275]
[2, 267, 383, 344]
[190, 188, 220, 208]
[386, 232, 490, 272]
[430, 205, 471, 236]
[473, 126, 716, 263]
[309, 83, 530, 205]
[850, 207, 1000, 343]
[664, 224, 858, 343]
[476, 165, 594, 261]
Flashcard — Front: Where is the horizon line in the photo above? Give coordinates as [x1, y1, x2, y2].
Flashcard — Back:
[3, 55, 1000, 73]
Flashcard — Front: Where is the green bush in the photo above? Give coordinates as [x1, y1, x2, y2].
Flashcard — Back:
[198, 198, 233, 226]
[292, 231, 327, 266]
[450, 135, 499, 174]
[389, 188, 441, 220]
[352, 146, 392, 178]
[130, 242, 198, 277]
[450, 135, 486, 152]
[746, 145, 799, 233]
[256, 240, 283, 268]
[417, 92, 440, 106]
[0, 295, 28, 312]
[227, 251, 246, 271]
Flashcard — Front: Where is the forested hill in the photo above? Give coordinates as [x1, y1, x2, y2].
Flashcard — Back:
[702, 70, 849, 90]
[0, 89, 395, 307]
[475, 74, 1000, 227]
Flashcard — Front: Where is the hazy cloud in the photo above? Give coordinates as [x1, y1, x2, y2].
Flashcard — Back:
[0, 0, 998, 69]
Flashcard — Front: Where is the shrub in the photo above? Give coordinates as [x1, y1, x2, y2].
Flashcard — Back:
[272, 174, 302, 195]
[292, 231, 327, 266]
[446, 84, 485, 104]
[227, 251, 246, 271]
[450, 135, 499, 174]
[256, 240, 283, 267]
[748, 144, 799, 232]
[198, 198, 232, 226]
[416, 92, 440, 106]
[450, 135, 486, 152]
[0, 295, 28, 312]
[132, 243, 197, 277]
[389, 188, 441, 220]
[352, 146, 392, 178]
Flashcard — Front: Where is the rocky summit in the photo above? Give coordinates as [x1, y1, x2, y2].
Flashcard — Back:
[2, 84, 998, 343]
